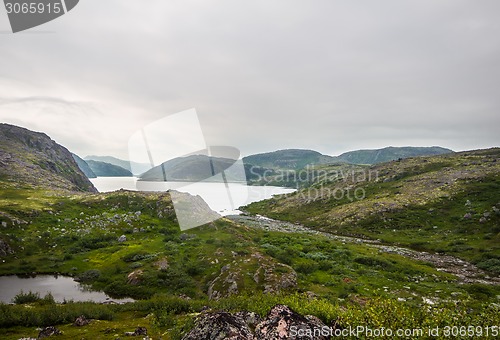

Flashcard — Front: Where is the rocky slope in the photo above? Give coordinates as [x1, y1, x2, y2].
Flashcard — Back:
[0, 124, 96, 192]
[337, 146, 453, 164]
[245, 148, 500, 269]
[72, 153, 97, 178]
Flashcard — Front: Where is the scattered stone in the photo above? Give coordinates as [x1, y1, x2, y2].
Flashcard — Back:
[479, 217, 487, 223]
[155, 257, 169, 271]
[38, 326, 62, 338]
[118, 235, 127, 242]
[73, 315, 90, 326]
[463, 213, 472, 219]
[124, 327, 148, 336]
[1, 221, 7, 228]
[465, 200, 472, 207]
[0, 238, 13, 256]
[127, 269, 143, 285]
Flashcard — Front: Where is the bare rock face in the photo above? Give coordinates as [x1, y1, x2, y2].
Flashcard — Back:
[38, 326, 62, 338]
[127, 269, 143, 285]
[182, 311, 255, 340]
[254, 305, 329, 340]
[125, 327, 147, 336]
[73, 315, 90, 327]
[183, 305, 330, 340]
[0, 124, 97, 192]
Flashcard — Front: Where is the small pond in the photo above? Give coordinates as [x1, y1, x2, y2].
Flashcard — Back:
[0, 275, 134, 304]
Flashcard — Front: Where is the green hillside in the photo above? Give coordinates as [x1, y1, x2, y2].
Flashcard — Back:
[86, 160, 133, 177]
[0, 125, 498, 339]
[246, 148, 500, 271]
[337, 146, 453, 164]
[243, 149, 340, 170]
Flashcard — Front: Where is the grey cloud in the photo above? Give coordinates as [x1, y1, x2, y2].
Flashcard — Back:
[0, 0, 499, 159]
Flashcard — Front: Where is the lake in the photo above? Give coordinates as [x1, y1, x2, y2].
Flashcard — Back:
[0, 275, 134, 304]
[90, 177, 296, 215]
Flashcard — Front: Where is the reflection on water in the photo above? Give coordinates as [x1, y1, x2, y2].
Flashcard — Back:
[0, 275, 134, 303]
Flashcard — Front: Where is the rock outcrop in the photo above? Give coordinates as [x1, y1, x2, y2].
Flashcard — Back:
[182, 305, 330, 340]
[38, 326, 62, 338]
[182, 311, 255, 340]
[255, 305, 329, 339]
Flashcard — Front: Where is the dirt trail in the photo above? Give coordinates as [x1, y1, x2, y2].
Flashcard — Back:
[229, 214, 500, 285]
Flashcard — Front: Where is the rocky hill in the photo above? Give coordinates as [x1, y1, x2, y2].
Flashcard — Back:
[84, 155, 151, 176]
[85, 160, 133, 177]
[0, 124, 96, 192]
[139, 154, 245, 182]
[337, 146, 453, 164]
[243, 149, 340, 170]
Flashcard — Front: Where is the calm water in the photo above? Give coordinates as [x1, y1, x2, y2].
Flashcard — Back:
[90, 177, 295, 215]
[0, 275, 134, 304]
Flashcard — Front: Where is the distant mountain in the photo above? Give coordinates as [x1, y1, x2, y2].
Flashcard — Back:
[84, 155, 150, 176]
[85, 160, 133, 177]
[0, 124, 96, 192]
[337, 146, 453, 165]
[139, 154, 245, 182]
[243, 149, 340, 170]
[72, 153, 96, 178]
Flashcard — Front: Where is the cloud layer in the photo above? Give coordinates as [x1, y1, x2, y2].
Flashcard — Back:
[1, 0, 499, 159]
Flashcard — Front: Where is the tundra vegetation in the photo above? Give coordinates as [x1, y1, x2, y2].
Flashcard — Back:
[0, 124, 498, 339]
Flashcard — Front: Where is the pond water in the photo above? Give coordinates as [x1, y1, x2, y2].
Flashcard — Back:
[0, 275, 134, 304]
[90, 177, 296, 216]
[0, 179, 295, 303]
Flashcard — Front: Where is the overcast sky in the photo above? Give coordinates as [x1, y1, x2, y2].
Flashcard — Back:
[1, 0, 499, 160]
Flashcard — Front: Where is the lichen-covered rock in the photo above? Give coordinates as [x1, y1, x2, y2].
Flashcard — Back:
[182, 311, 254, 340]
[38, 326, 62, 338]
[125, 327, 147, 336]
[73, 315, 90, 326]
[254, 305, 329, 340]
[235, 311, 262, 332]
[127, 269, 143, 285]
